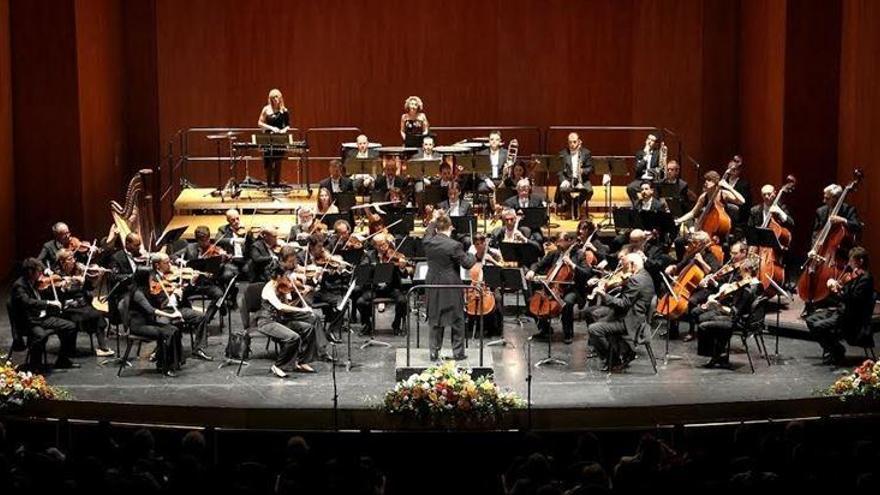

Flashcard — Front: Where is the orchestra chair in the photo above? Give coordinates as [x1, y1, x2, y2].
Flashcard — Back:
[5, 298, 49, 369]
[230, 282, 277, 377]
[624, 296, 659, 374]
[115, 295, 156, 377]
[727, 295, 771, 373]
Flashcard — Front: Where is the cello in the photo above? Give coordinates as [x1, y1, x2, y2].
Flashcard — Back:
[464, 262, 496, 317]
[694, 165, 735, 239]
[758, 176, 795, 293]
[797, 169, 863, 305]
[528, 242, 578, 318]
[656, 236, 715, 319]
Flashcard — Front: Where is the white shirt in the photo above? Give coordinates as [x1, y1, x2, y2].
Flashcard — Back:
[330, 177, 341, 193]
[519, 198, 529, 208]
[448, 199, 461, 217]
[490, 149, 501, 178]
[570, 151, 580, 180]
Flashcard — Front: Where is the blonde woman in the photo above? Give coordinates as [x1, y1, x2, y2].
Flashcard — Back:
[400, 96, 429, 147]
[257, 88, 291, 186]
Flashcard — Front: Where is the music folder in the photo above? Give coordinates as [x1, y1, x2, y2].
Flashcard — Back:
[639, 210, 676, 236]
[518, 207, 548, 231]
[500, 241, 540, 268]
[746, 227, 783, 251]
[473, 154, 496, 175]
[450, 215, 478, 237]
[408, 158, 442, 178]
[186, 256, 222, 276]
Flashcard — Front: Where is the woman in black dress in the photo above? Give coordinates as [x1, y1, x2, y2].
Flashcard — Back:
[257, 88, 291, 187]
[400, 95, 429, 148]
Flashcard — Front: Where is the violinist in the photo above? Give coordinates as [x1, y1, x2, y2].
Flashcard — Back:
[128, 264, 184, 377]
[289, 207, 318, 243]
[663, 231, 724, 341]
[556, 132, 594, 215]
[249, 227, 280, 283]
[175, 225, 236, 314]
[150, 252, 213, 361]
[804, 247, 874, 365]
[617, 229, 650, 261]
[684, 241, 751, 339]
[38, 222, 88, 268]
[55, 248, 114, 357]
[695, 257, 762, 369]
[319, 159, 354, 195]
[464, 233, 504, 338]
[673, 170, 745, 228]
[526, 232, 594, 344]
[356, 233, 409, 337]
[587, 253, 655, 372]
[109, 232, 146, 283]
[315, 187, 339, 215]
[329, 219, 364, 252]
[302, 233, 347, 347]
[216, 209, 251, 258]
[11, 258, 79, 371]
[257, 252, 319, 377]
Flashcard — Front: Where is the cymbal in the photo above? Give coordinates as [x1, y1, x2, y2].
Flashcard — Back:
[435, 145, 471, 154]
[457, 142, 485, 149]
[206, 132, 239, 140]
[342, 142, 382, 149]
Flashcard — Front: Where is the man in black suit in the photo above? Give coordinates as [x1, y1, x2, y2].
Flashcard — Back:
[288, 208, 318, 244]
[37, 222, 78, 269]
[412, 135, 441, 161]
[810, 183, 863, 244]
[748, 184, 794, 230]
[318, 159, 354, 195]
[489, 208, 533, 247]
[633, 181, 668, 213]
[175, 225, 235, 315]
[504, 179, 544, 209]
[343, 134, 380, 161]
[476, 130, 510, 192]
[437, 182, 471, 217]
[345, 135, 380, 193]
[249, 227, 280, 283]
[216, 208, 253, 280]
[424, 212, 476, 361]
[587, 253, 656, 371]
[658, 159, 695, 213]
[626, 133, 661, 204]
[109, 233, 145, 285]
[11, 258, 79, 370]
[372, 158, 409, 195]
[805, 247, 874, 365]
[556, 132, 593, 215]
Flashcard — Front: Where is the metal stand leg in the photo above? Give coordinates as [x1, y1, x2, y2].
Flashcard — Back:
[360, 303, 391, 349]
[534, 317, 567, 368]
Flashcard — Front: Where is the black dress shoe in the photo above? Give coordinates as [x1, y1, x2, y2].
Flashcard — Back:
[532, 332, 550, 341]
[319, 353, 335, 363]
[163, 369, 177, 378]
[54, 360, 81, 369]
[193, 349, 214, 361]
[452, 354, 467, 361]
[563, 336, 573, 345]
[429, 352, 439, 361]
[620, 351, 637, 367]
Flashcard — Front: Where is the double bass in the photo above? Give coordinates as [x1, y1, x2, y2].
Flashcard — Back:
[758, 176, 795, 293]
[656, 237, 716, 319]
[694, 165, 734, 239]
[797, 169, 863, 305]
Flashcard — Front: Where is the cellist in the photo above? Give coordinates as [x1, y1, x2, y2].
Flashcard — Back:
[464, 233, 504, 339]
[662, 230, 723, 341]
[749, 184, 794, 232]
[809, 183, 862, 256]
[748, 184, 794, 293]
[525, 232, 594, 345]
[673, 170, 745, 239]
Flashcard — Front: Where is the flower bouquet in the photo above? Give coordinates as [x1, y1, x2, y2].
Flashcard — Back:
[825, 359, 880, 400]
[384, 361, 524, 425]
[0, 361, 66, 410]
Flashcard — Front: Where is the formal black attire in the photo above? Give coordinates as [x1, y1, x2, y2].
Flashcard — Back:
[587, 268, 655, 367]
[355, 250, 408, 336]
[254, 283, 318, 368]
[402, 118, 425, 147]
[476, 148, 509, 192]
[804, 271, 875, 363]
[249, 239, 278, 283]
[11, 276, 78, 369]
[626, 149, 661, 204]
[319, 175, 354, 195]
[529, 250, 594, 341]
[262, 109, 290, 186]
[556, 147, 594, 210]
[696, 280, 762, 362]
[423, 222, 476, 359]
[127, 285, 183, 373]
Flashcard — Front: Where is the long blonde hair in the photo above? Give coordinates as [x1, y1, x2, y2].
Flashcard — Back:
[268, 88, 287, 112]
[403, 96, 423, 112]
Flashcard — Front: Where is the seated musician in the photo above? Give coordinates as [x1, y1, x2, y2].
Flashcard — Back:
[289, 207, 318, 242]
[634, 181, 669, 212]
[725, 156, 752, 227]
[257, 246, 318, 377]
[804, 247, 874, 365]
[695, 256, 762, 368]
[373, 158, 408, 194]
[689, 240, 750, 324]
[809, 183, 863, 252]
[438, 181, 471, 217]
[587, 253, 655, 371]
[413, 135, 441, 161]
[502, 161, 530, 189]
[175, 225, 237, 315]
[490, 208, 532, 247]
[38, 222, 80, 269]
[477, 130, 511, 192]
[556, 132, 594, 216]
[150, 252, 212, 361]
[109, 232, 146, 284]
[11, 258, 80, 371]
[329, 219, 363, 252]
[664, 230, 724, 341]
[249, 227, 281, 283]
[356, 232, 409, 336]
[673, 170, 745, 232]
[429, 161, 458, 189]
[316, 187, 340, 215]
[319, 159, 354, 195]
[617, 229, 650, 261]
[526, 232, 594, 344]
[216, 208, 252, 279]
[626, 133, 661, 204]
[660, 159, 696, 211]
[345, 134, 380, 161]
[505, 178, 544, 210]
[748, 184, 794, 230]
[577, 220, 610, 263]
[465, 233, 504, 338]
[55, 248, 113, 357]
[128, 265, 185, 377]
[301, 233, 347, 347]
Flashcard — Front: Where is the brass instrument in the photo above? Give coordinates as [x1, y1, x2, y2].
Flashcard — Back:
[657, 141, 668, 181]
[501, 138, 519, 181]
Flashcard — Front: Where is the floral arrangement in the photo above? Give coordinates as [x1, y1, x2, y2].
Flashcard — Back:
[0, 361, 66, 409]
[826, 359, 880, 400]
[384, 361, 524, 423]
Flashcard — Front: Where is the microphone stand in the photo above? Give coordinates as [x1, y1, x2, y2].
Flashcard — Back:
[766, 275, 792, 364]
[526, 332, 533, 430]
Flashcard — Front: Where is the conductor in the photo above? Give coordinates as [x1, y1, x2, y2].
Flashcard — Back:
[424, 211, 476, 361]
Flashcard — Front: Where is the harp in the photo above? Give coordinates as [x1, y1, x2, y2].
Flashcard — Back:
[110, 169, 158, 251]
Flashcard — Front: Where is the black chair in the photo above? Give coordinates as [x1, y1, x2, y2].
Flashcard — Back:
[5, 299, 47, 368]
[729, 295, 771, 373]
[626, 296, 659, 374]
[226, 282, 274, 376]
[116, 296, 154, 377]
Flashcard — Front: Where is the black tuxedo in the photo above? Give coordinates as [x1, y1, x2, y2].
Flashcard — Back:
[811, 203, 862, 239]
[319, 175, 354, 194]
[37, 240, 64, 268]
[529, 250, 595, 339]
[748, 203, 794, 230]
[437, 198, 472, 217]
[248, 239, 277, 282]
[805, 272, 875, 360]
[697, 280, 762, 360]
[11, 276, 78, 366]
[587, 268, 655, 366]
[634, 197, 667, 213]
[634, 149, 660, 179]
[373, 174, 407, 194]
[343, 148, 379, 161]
[504, 195, 544, 209]
[557, 147, 594, 209]
[478, 148, 509, 181]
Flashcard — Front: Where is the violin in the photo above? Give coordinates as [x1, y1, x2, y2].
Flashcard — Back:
[342, 234, 365, 250]
[200, 242, 229, 259]
[149, 276, 178, 296]
[65, 236, 96, 254]
[37, 273, 65, 291]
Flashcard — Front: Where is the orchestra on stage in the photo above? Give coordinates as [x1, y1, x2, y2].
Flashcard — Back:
[7, 90, 876, 379]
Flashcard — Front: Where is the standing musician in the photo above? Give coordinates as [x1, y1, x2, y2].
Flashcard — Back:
[11, 258, 80, 371]
[477, 130, 511, 192]
[809, 183, 863, 252]
[465, 233, 504, 338]
[150, 252, 213, 361]
[626, 133, 661, 204]
[316, 187, 340, 215]
[257, 88, 291, 187]
[249, 227, 281, 283]
[695, 257, 762, 368]
[128, 265, 184, 377]
[55, 248, 114, 357]
[257, 245, 319, 377]
[587, 253, 655, 372]
[749, 184, 794, 230]
[804, 247, 874, 365]
[556, 132, 594, 215]
[302, 233, 347, 346]
[634, 181, 669, 212]
[400, 96, 429, 148]
[424, 212, 476, 361]
[356, 233, 409, 337]
[319, 159, 354, 195]
[525, 232, 594, 344]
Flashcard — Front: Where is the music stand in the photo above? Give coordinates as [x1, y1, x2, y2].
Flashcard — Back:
[494, 187, 517, 207]
[370, 190, 387, 203]
[747, 226, 789, 364]
[320, 212, 355, 232]
[354, 263, 393, 349]
[155, 226, 188, 252]
[656, 183, 679, 199]
[340, 248, 364, 266]
[343, 157, 381, 177]
[451, 215, 478, 240]
[253, 133, 294, 190]
[397, 236, 424, 259]
[611, 207, 640, 231]
[480, 265, 516, 348]
[639, 210, 677, 242]
[518, 207, 547, 232]
[422, 185, 448, 210]
[334, 192, 357, 212]
[530, 154, 563, 188]
[381, 212, 414, 237]
[409, 158, 442, 179]
[594, 157, 628, 227]
[664, 197, 686, 217]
